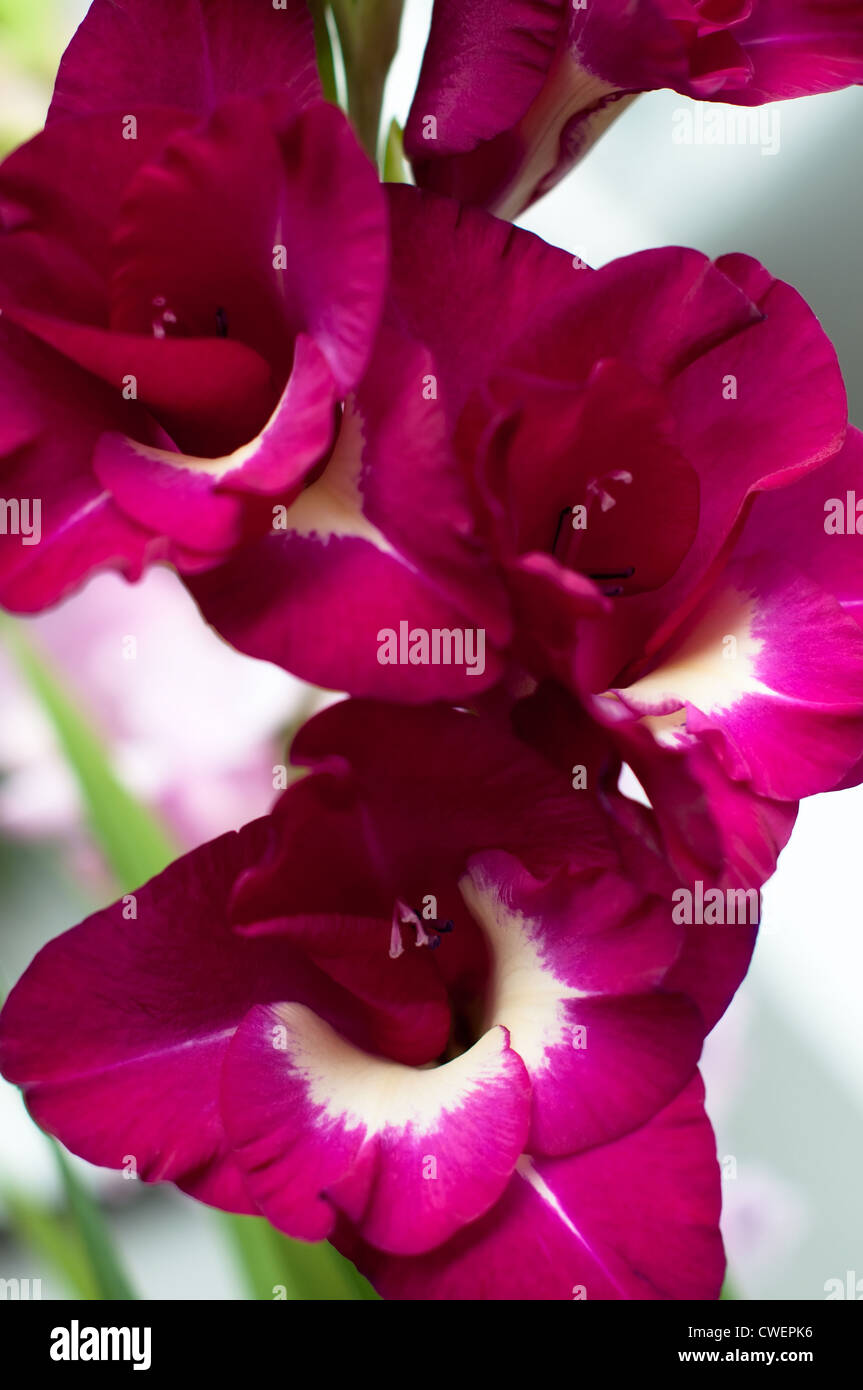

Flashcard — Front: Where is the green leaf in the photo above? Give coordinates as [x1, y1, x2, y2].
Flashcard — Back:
[383, 118, 407, 184]
[222, 1214, 379, 1301]
[51, 1143, 137, 1300]
[0, 614, 179, 891]
[309, 2, 340, 106]
[0, 1181, 100, 1299]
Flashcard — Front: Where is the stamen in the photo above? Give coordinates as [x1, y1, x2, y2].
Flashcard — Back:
[587, 567, 635, 582]
[215, 306, 229, 338]
[389, 901, 454, 956]
[552, 505, 572, 555]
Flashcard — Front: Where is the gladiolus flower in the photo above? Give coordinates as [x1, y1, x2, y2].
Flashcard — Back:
[0, 0, 386, 610]
[405, 0, 863, 216]
[0, 701, 738, 1299]
[193, 192, 863, 886]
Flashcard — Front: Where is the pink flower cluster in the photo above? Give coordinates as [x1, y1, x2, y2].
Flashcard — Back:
[1, 0, 861, 1300]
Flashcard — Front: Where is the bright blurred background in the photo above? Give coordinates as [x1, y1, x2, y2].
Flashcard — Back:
[0, 0, 861, 1301]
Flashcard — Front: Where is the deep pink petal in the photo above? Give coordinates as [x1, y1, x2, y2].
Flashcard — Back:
[221, 1009, 530, 1253]
[0, 317, 175, 610]
[49, 0, 320, 124]
[3, 304, 275, 457]
[510, 683, 770, 1024]
[340, 1076, 724, 1300]
[484, 357, 701, 589]
[109, 99, 387, 393]
[407, 0, 863, 213]
[614, 553, 863, 800]
[572, 0, 692, 92]
[724, 0, 863, 102]
[405, 0, 563, 159]
[93, 336, 338, 554]
[288, 700, 620, 885]
[0, 108, 196, 314]
[573, 254, 847, 692]
[189, 331, 511, 696]
[0, 822, 447, 1202]
[735, 426, 863, 630]
[387, 185, 581, 414]
[463, 853, 703, 1154]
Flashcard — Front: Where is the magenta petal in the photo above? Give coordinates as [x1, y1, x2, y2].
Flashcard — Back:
[264, 102, 388, 394]
[506, 554, 608, 686]
[0, 822, 443, 1201]
[0, 317, 172, 610]
[93, 435, 251, 554]
[387, 185, 581, 413]
[625, 721, 797, 891]
[0, 823, 277, 1202]
[191, 534, 506, 700]
[405, 0, 563, 158]
[505, 244, 761, 389]
[341, 1076, 723, 1300]
[406, 0, 863, 215]
[573, 0, 863, 103]
[110, 99, 387, 394]
[723, 0, 863, 102]
[463, 853, 702, 1154]
[572, 253, 846, 692]
[286, 699, 619, 883]
[0, 108, 196, 312]
[221, 1008, 531, 1252]
[4, 304, 275, 457]
[490, 357, 701, 588]
[189, 332, 511, 697]
[736, 427, 863, 630]
[617, 553, 863, 800]
[93, 336, 338, 554]
[666, 257, 847, 582]
[572, 0, 692, 91]
[49, 0, 320, 124]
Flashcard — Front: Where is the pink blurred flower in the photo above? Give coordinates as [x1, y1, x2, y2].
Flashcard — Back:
[0, 566, 303, 852]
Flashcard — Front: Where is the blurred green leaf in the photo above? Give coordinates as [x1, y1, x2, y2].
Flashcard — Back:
[0, 0, 60, 72]
[52, 1143, 137, 1300]
[0, 615, 178, 891]
[222, 1213, 378, 1301]
[1, 1181, 100, 1299]
[309, 2, 339, 106]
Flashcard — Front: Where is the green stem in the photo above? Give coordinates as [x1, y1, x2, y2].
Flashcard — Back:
[221, 1213, 378, 1300]
[51, 1143, 138, 1300]
[330, 0, 405, 162]
[0, 614, 178, 891]
[308, 1, 340, 105]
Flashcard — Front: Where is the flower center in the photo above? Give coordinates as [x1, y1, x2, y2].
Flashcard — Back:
[389, 899, 454, 959]
[552, 504, 636, 595]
